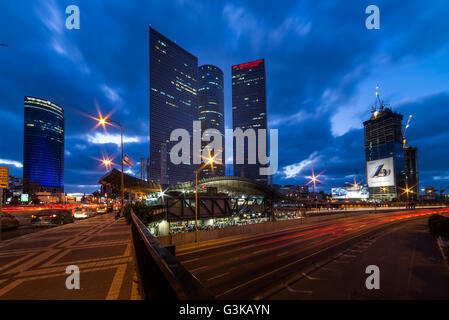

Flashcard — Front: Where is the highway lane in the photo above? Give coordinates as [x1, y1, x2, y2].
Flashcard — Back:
[177, 208, 449, 299]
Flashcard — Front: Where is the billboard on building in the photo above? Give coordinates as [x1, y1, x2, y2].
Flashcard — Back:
[332, 186, 369, 200]
[21, 194, 29, 202]
[0, 166, 9, 188]
[367, 157, 395, 187]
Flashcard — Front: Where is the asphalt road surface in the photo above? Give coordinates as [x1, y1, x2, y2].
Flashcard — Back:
[1, 211, 53, 240]
[177, 208, 449, 300]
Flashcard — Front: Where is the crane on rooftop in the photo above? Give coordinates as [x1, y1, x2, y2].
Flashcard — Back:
[371, 85, 390, 118]
[402, 114, 413, 148]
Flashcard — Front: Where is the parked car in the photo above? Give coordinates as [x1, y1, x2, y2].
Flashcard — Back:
[31, 209, 74, 225]
[1, 213, 20, 230]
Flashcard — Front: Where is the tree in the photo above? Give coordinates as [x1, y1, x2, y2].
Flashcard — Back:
[30, 194, 41, 205]
[10, 196, 20, 205]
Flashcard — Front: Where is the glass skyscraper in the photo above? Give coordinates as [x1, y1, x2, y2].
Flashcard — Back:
[232, 59, 268, 184]
[23, 96, 64, 193]
[149, 27, 199, 184]
[198, 65, 225, 178]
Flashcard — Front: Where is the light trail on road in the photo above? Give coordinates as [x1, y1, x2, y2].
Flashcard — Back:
[177, 208, 449, 299]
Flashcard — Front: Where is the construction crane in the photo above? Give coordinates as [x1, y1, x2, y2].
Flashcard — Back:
[402, 114, 413, 148]
[371, 85, 390, 118]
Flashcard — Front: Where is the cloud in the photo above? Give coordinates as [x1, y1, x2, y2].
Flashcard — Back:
[125, 169, 135, 176]
[282, 152, 321, 179]
[222, 3, 265, 52]
[101, 84, 122, 103]
[433, 176, 449, 181]
[269, 16, 311, 45]
[0, 159, 23, 168]
[1, 0, 449, 193]
[35, 0, 64, 35]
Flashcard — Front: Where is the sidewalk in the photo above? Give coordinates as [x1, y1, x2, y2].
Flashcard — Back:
[0, 214, 139, 300]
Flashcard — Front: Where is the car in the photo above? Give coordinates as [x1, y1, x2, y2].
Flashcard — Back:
[31, 209, 74, 225]
[87, 208, 97, 217]
[1, 213, 20, 230]
[73, 208, 89, 219]
[96, 206, 107, 214]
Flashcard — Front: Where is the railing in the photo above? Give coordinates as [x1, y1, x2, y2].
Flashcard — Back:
[130, 209, 214, 300]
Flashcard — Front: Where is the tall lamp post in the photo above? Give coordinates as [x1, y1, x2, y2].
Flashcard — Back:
[96, 117, 125, 217]
[194, 156, 215, 243]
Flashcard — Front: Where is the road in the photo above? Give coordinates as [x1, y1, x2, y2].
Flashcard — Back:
[177, 208, 449, 300]
[1, 210, 62, 240]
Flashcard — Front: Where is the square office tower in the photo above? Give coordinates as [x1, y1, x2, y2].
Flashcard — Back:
[149, 27, 198, 184]
[232, 59, 268, 184]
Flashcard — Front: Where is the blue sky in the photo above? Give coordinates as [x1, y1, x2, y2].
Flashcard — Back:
[1, 0, 449, 193]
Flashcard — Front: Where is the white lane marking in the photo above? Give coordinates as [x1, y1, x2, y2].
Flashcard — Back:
[314, 263, 330, 271]
[286, 284, 313, 294]
[207, 272, 230, 282]
[276, 251, 289, 257]
[341, 253, 357, 258]
[190, 265, 209, 273]
[334, 260, 352, 264]
[301, 272, 323, 280]
[252, 249, 268, 255]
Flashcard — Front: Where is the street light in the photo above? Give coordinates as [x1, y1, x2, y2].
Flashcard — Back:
[399, 182, 416, 208]
[306, 168, 325, 193]
[306, 168, 326, 211]
[93, 115, 125, 217]
[99, 155, 115, 172]
[194, 153, 219, 243]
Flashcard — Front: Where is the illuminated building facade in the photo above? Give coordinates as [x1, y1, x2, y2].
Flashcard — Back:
[198, 65, 225, 178]
[363, 108, 405, 200]
[149, 27, 198, 184]
[232, 59, 268, 184]
[23, 96, 64, 193]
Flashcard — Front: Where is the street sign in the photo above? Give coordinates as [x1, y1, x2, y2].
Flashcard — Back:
[0, 166, 8, 189]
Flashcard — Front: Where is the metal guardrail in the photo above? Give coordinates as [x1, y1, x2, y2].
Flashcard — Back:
[130, 209, 214, 300]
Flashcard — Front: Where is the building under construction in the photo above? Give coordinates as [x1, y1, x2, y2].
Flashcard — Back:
[363, 87, 419, 201]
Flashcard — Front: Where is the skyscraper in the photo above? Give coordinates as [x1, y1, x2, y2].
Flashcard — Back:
[232, 59, 268, 184]
[363, 107, 405, 200]
[149, 27, 198, 184]
[23, 96, 64, 193]
[198, 65, 225, 178]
